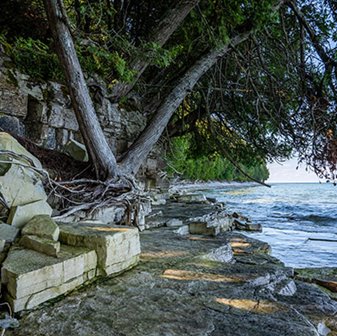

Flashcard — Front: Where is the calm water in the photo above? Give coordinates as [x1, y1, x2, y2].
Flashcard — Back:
[205, 183, 337, 268]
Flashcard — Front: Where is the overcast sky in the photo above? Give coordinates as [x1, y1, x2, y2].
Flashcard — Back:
[266, 158, 320, 183]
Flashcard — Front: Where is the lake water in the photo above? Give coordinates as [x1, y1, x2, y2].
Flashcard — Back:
[205, 183, 337, 268]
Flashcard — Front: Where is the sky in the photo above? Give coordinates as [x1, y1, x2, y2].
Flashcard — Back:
[266, 158, 320, 183]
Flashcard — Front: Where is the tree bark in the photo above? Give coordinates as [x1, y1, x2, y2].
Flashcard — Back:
[43, 0, 120, 179]
[110, 0, 200, 101]
[119, 33, 251, 175]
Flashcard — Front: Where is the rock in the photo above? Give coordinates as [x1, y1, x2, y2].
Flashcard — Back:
[187, 210, 233, 236]
[0, 115, 24, 136]
[274, 279, 297, 296]
[172, 193, 209, 204]
[165, 218, 183, 227]
[234, 219, 262, 232]
[174, 225, 189, 236]
[1, 245, 97, 312]
[189, 222, 220, 236]
[65, 139, 89, 162]
[20, 235, 60, 257]
[0, 239, 5, 252]
[7, 200, 53, 229]
[0, 132, 42, 168]
[0, 164, 47, 208]
[295, 267, 337, 293]
[58, 221, 141, 276]
[22, 215, 59, 241]
[203, 244, 234, 263]
[0, 223, 19, 242]
[88, 205, 126, 224]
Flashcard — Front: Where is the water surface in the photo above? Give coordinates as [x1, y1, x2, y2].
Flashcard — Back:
[205, 183, 337, 268]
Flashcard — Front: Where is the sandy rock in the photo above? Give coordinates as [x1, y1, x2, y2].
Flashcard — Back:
[7, 200, 52, 229]
[22, 215, 59, 241]
[20, 235, 60, 257]
[0, 223, 19, 242]
[189, 222, 220, 236]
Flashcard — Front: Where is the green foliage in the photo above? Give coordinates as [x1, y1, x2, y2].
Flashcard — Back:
[0, 35, 63, 81]
[166, 136, 269, 182]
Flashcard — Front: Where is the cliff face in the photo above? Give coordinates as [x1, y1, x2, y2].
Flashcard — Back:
[0, 56, 164, 182]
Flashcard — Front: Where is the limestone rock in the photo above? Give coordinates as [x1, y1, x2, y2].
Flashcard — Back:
[7, 200, 53, 229]
[1, 245, 97, 312]
[189, 222, 220, 236]
[203, 244, 234, 263]
[234, 219, 262, 232]
[0, 115, 24, 136]
[20, 235, 60, 257]
[0, 239, 5, 252]
[0, 164, 47, 208]
[22, 215, 59, 241]
[165, 218, 183, 227]
[172, 193, 208, 204]
[58, 221, 140, 276]
[65, 139, 89, 162]
[174, 225, 189, 236]
[0, 223, 19, 242]
[0, 132, 42, 168]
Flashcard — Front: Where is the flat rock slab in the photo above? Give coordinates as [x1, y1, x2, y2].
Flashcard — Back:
[20, 235, 60, 257]
[0, 223, 19, 242]
[6, 229, 337, 336]
[58, 221, 141, 275]
[7, 200, 52, 228]
[22, 215, 59, 241]
[1, 245, 97, 312]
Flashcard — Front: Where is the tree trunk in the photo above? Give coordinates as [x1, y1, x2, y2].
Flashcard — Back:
[43, 0, 120, 179]
[110, 0, 200, 101]
[119, 33, 251, 175]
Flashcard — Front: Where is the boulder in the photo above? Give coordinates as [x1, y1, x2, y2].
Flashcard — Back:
[20, 235, 60, 257]
[0, 132, 42, 168]
[189, 222, 220, 236]
[0, 223, 19, 242]
[234, 219, 262, 232]
[1, 246, 97, 312]
[22, 215, 59, 241]
[0, 164, 47, 208]
[65, 139, 89, 162]
[7, 200, 53, 229]
[166, 218, 183, 227]
[203, 244, 234, 263]
[58, 221, 141, 276]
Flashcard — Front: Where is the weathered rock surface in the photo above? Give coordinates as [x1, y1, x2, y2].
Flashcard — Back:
[234, 219, 263, 232]
[58, 221, 141, 276]
[7, 200, 52, 228]
[7, 228, 337, 336]
[0, 164, 47, 208]
[0, 223, 19, 243]
[22, 215, 59, 241]
[64, 139, 89, 162]
[20, 235, 60, 257]
[1, 245, 97, 312]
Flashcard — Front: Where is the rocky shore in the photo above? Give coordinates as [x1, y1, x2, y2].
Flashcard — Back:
[6, 197, 337, 336]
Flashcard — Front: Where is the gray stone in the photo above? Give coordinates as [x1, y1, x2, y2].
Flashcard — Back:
[174, 225, 189, 236]
[89, 205, 125, 224]
[0, 238, 5, 252]
[22, 215, 59, 241]
[20, 235, 60, 257]
[0, 132, 42, 168]
[7, 200, 53, 228]
[173, 193, 208, 204]
[0, 163, 47, 208]
[166, 218, 183, 227]
[203, 244, 234, 263]
[1, 245, 97, 312]
[189, 222, 220, 236]
[0, 223, 19, 242]
[234, 219, 262, 232]
[65, 139, 89, 162]
[0, 115, 25, 136]
[58, 221, 140, 275]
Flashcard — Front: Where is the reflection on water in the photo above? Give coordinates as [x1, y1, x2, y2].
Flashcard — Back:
[205, 183, 337, 268]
